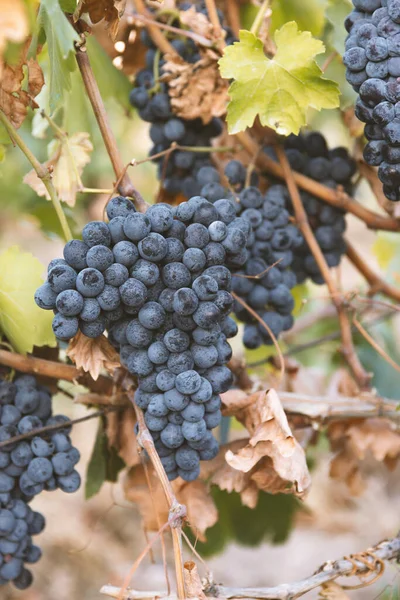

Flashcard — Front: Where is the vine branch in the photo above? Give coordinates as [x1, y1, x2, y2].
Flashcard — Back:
[74, 39, 148, 212]
[125, 386, 186, 600]
[133, 0, 178, 55]
[237, 132, 400, 232]
[0, 110, 72, 242]
[100, 534, 400, 600]
[276, 145, 371, 389]
[0, 349, 113, 395]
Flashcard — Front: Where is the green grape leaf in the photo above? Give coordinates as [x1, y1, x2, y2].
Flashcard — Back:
[270, 0, 327, 38]
[30, 0, 80, 112]
[85, 419, 125, 499]
[325, 0, 353, 55]
[85, 420, 107, 499]
[219, 23, 340, 136]
[0, 246, 56, 354]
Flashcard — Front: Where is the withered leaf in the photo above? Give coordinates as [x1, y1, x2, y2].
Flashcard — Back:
[66, 332, 120, 381]
[183, 561, 207, 600]
[163, 49, 229, 124]
[74, 0, 126, 40]
[23, 131, 93, 207]
[179, 480, 218, 541]
[222, 389, 311, 499]
[0, 52, 44, 130]
[111, 405, 140, 468]
[319, 582, 351, 600]
[124, 464, 170, 531]
[329, 418, 400, 494]
[179, 6, 214, 40]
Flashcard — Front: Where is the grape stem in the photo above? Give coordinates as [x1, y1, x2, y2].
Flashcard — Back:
[237, 131, 400, 232]
[276, 145, 372, 390]
[204, 0, 224, 46]
[346, 240, 400, 303]
[133, 0, 178, 55]
[225, 0, 241, 38]
[250, 0, 271, 37]
[0, 406, 122, 449]
[0, 110, 73, 243]
[125, 385, 187, 600]
[100, 534, 400, 600]
[74, 38, 148, 213]
[128, 13, 214, 48]
[0, 349, 113, 395]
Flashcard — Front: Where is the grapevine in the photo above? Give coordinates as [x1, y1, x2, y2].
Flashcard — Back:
[0, 1, 399, 599]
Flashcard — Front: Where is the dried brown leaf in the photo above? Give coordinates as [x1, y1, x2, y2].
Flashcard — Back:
[328, 417, 400, 493]
[179, 480, 218, 541]
[222, 389, 311, 498]
[113, 405, 140, 468]
[23, 132, 93, 206]
[66, 332, 120, 381]
[124, 464, 170, 531]
[163, 50, 229, 124]
[179, 6, 214, 39]
[74, 0, 126, 40]
[183, 561, 207, 600]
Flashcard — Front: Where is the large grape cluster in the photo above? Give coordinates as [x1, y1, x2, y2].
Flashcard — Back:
[129, 2, 235, 196]
[266, 133, 355, 285]
[344, 0, 400, 201]
[36, 196, 249, 480]
[0, 374, 81, 588]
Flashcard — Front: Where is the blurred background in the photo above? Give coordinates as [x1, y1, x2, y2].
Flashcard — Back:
[1, 11, 400, 600]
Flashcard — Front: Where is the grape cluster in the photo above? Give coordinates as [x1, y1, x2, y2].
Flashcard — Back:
[129, 2, 235, 196]
[36, 196, 250, 480]
[345, 0, 400, 200]
[0, 374, 81, 588]
[267, 133, 355, 285]
[185, 163, 298, 349]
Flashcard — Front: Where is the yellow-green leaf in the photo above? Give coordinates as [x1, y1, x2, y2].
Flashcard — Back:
[372, 232, 398, 272]
[270, 0, 327, 38]
[0, 246, 56, 353]
[219, 23, 340, 136]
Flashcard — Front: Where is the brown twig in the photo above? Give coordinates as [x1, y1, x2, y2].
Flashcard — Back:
[74, 40, 147, 212]
[204, 0, 224, 45]
[346, 240, 400, 303]
[237, 132, 400, 232]
[225, 0, 241, 37]
[129, 13, 213, 48]
[0, 349, 113, 395]
[0, 407, 121, 449]
[126, 388, 186, 600]
[231, 291, 285, 381]
[100, 534, 400, 600]
[276, 146, 371, 389]
[133, 0, 177, 55]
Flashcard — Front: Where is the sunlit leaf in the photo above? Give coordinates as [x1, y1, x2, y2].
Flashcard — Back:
[219, 24, 340, 136]
[0, 246, 56, 353]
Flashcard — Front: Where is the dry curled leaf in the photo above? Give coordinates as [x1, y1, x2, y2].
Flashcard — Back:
[0, 52, 44, 129]
[23, 131, 93, 207]
[124, 464, 170, 531]
[329, 418, 400, 494]
[74, 0, 126, 40]
[183, 561, 207, 600]
[0, 0, 29, 78]
[66, 332, 120, 381]
[109, 405, 140, 468]
[163, 49, 229, 123]
[179, 480, 218, 541]
[222, 388, 311, 499]
[179, 6, 214, 40]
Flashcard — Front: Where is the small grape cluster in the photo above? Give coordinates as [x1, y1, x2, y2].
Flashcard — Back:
[35, 196, 249, 481]
[190, 163, 298, 349]
[344, 0, 400, 200]
[0, 374, 81, 588]
[129, 2, 235, 196]
[266, 133, 355, 285]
